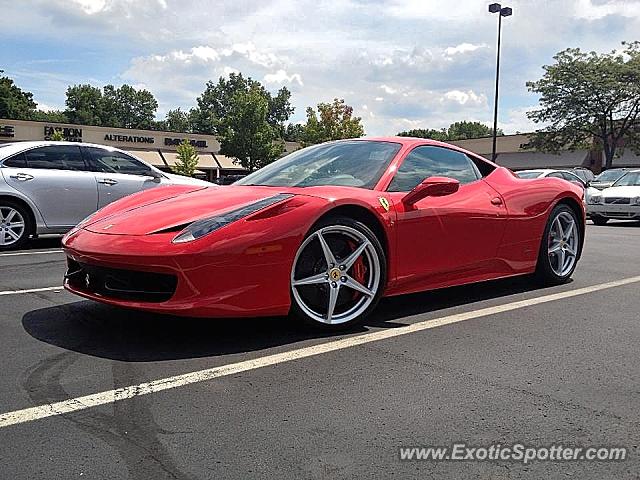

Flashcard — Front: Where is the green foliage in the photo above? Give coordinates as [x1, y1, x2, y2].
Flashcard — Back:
[527, 41, 640, 168]
[191, 73, 293, 135]
[0, 70, 37, 119]
[172, 139, 199, 177]
[397, 122, 502, 141]
[301, 98, 364, 145]
[102, 84, 158, 129]
[64, 84, 105, 125]
[64, 84, 158, 128]
[397, 128, 449, 141]
[33, 109, 69, 123]
[50, 129, 65, 141]
[218, 88, 284, 172]
[447, 121, 502, 140]
[284, 123, 305, 142]
[162, 108, 195, 132]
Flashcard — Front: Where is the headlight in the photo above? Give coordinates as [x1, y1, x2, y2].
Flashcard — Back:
[634, 196, 640, 205]
[172, 193, 293, 244]
[588, 195, 603, 205]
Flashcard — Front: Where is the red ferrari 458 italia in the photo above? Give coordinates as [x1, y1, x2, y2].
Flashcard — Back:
[62, 137, 585, 329]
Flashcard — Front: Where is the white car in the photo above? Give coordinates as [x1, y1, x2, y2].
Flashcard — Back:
[515, 169, 586, 187]
[587, 169, 640, 225]
[0, 141, 212, 250]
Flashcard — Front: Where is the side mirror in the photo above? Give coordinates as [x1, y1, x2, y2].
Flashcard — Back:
[402, 176, 460, 206]
[148, 169, 163, 182]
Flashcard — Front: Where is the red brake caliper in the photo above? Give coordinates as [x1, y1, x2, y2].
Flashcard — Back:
[348, 240, 367, 300]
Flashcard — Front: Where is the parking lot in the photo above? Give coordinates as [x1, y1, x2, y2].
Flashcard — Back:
[0, 222, 639, 479]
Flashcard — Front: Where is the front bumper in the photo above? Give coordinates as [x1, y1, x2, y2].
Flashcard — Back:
[587, 203, 640, 219]
[62, 227, 297, 318]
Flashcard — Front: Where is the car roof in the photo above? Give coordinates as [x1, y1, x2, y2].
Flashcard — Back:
[0, 140, 131, 160]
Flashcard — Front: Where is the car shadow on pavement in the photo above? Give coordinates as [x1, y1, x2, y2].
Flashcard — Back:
[22, 274, 554, 362]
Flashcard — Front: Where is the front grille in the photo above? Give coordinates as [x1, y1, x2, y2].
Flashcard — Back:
[66, 258, 177, 302]
[604, 197, 631, 204]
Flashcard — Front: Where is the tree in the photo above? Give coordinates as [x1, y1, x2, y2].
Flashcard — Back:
[397, 128, 449, 141]
[163, 108, 193, 132]
[0, 71, 37, 119]
[33, 109, 68, 123]
[65, 83, 158, 128]
[447, 121, 502, 140]
[397, 122, 502, 141]
[172, 139, 199, 177]
[65, 84, 105, 125]
[527, 41, 640, 169]
[102, 84, 158, 129]
[218, 88, 284, 172]
[50, 129, 65, 141]
[191, 73, 293, 135]
[284, 123, 305, 142]
[301, 98, 364, 145]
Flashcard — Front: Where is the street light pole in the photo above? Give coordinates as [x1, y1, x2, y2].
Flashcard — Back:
[488, 3, 512, 162]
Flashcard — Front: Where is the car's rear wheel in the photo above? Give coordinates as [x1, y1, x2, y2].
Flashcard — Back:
[0, 201, 32, 251]
[290, 216, 386, 330]
[535, 204, 581, 285]
[591, 215, 609, 225]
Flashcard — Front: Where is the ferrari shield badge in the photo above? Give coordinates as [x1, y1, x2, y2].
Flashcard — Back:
[378, 197, 390, 212]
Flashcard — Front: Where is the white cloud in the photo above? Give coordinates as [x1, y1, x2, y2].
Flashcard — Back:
[445, 43, 488, 56]
[379, 84, 397, 95]
[7, 0, 640, 136]
[264, 69, 303, 86]
[443, 90, 487, 106]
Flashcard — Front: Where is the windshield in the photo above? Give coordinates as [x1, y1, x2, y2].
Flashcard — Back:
[236, 140, 402, 188]
[613, 171, 640, 187]
[516, 171, 543, 179]
[595, 169, 626, 182]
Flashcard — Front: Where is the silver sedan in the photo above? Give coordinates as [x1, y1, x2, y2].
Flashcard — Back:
[0, 141, 212, 250]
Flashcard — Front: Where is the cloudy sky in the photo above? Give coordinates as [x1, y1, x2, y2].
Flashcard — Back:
[2, 0, 640, 135]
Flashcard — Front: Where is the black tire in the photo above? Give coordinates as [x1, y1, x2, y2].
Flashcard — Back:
[591, 215, 609, 226]
[0, 199, 34, 251]
[290, 216, 387, 330]
[535, 204, 581, 285]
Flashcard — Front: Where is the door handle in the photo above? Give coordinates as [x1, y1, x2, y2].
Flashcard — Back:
[98, 178, 118, 186]
[491, 197, 503, 206]
[9, 173, 34, 181]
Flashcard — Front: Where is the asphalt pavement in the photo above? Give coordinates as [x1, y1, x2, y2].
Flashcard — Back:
[0, 221, 639, 479]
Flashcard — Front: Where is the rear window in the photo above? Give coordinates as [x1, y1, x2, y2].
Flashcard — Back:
[1, 152, 27, 168]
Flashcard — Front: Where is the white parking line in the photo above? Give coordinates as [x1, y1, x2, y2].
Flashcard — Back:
[1, 274, 640, 429]
[0, 286, 63, 296]
[0, 249, 64, 257]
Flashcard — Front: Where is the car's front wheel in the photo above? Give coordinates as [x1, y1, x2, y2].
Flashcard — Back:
[290, 216, 386, 330]
[535, 204, 581, 285]
[0, 201, 32, 251]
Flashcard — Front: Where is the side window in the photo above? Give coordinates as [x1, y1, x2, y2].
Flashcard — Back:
[24, 146, 86, 171]
[2, 152, 27, 168]
[387, 146, 480, 192]
[548, 172, 564, 179]
[86, 147, 152, 176]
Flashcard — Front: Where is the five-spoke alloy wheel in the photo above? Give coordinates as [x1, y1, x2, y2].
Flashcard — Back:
[536, 204, 581, 284]
[290, 217, 385, 329]
[0, 202, 32, 251]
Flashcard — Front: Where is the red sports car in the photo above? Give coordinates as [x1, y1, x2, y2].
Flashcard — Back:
[62, 137, 585, 329]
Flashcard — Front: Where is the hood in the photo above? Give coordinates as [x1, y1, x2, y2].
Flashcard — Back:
[85, 185, 297, 235]
[600, 186, 640, 198]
